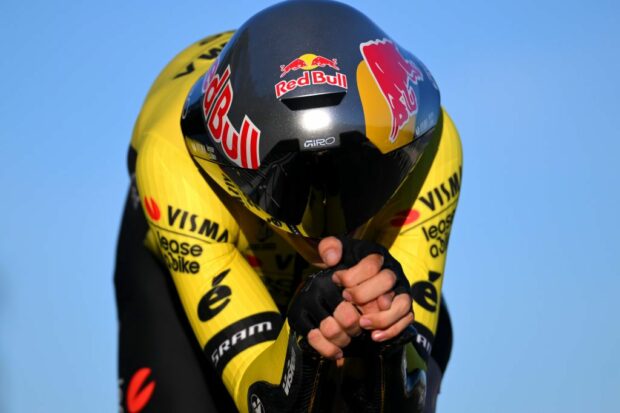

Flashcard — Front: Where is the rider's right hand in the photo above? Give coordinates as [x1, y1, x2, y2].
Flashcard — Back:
[306, 300, 361, 359]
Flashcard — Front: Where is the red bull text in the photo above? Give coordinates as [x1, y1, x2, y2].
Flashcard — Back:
[202, 65, 261, 169]
[360, 39, 423, 143]
[276, 54, 347, 98]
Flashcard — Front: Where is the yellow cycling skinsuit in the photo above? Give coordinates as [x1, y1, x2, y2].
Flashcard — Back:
[128, 32, 462, 412]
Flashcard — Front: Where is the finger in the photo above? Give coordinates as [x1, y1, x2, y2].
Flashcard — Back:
[336, 254, 384, 288]
[359, 294, 412, 330]
[357, 291, 395, 315]
[371, 312, 415, 342]
[333, 301, 362, 337]
[307, 328, 344, 359]
[377, 292, 395, 311]
[318, 236, 342, 267]
[358, 299, 380, 315]
[319, 316, 351, 348]
[344, 268, 396, 305]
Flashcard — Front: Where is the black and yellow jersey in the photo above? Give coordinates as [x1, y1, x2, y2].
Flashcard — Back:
[129, 32, 462, 412]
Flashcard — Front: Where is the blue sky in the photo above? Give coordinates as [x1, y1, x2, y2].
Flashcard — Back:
[0, 0, 618, 412]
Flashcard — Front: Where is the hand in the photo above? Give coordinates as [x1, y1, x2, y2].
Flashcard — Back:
[286, 268, 362, 360]
[318, 237, 414, 343]
[306, 300, 362, 360]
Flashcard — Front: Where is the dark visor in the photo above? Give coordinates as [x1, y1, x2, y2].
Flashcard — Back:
[220, 131, 432, 238]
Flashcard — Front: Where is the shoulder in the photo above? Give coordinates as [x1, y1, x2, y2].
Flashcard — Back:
[130, 31, 235, 152]
[369, 108, 463, 238]
[130, 32, 240, 244]
[136, 131, 239, 245]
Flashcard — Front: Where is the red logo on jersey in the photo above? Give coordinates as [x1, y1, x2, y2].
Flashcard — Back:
[126, 367, 156, 413]
[360, 39, 423, 143]
[202, 64, 261, 169]
[390, 209, 420, 227]
[143, 197, 161, 221]
[245, 255, 262, 268]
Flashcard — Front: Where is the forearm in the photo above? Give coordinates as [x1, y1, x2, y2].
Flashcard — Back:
[169, 250, 323, 412]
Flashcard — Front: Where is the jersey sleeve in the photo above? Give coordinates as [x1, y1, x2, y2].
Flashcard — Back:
[375, 109, 462, 356]
[135, 131, 297, 412]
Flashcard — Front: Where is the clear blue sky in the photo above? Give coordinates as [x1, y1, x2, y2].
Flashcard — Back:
[0, 0, 618, 412]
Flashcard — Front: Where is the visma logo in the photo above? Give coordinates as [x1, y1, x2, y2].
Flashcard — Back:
[418, 167, 462, 212]
[168, 206, 229, 243]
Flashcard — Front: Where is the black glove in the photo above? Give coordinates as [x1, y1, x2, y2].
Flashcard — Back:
[287, 269, 344, 337]
[337, 236, 411, 296]
[287, 237, 413, 347]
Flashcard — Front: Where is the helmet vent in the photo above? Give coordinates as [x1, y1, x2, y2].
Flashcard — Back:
[281, 91, 346, 111]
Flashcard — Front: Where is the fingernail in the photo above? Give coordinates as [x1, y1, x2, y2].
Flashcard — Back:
[359, 317, 371, 328]
[335, 352, 344, 360]
[372, 331, 385, 341]
[342, 290, 352, 301]
[325, 249, 337, 264]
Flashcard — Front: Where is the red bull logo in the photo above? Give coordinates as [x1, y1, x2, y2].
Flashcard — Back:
[360, 39, 423, 143]
[280, 58, 308, 78]
[275, 53, 347, 98]
[202, 64, 262, 169]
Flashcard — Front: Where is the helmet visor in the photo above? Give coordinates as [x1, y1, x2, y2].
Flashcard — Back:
[220, 131, 432, 238]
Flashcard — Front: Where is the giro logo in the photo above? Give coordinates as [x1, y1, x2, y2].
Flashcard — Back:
[126, 367, 156, 413]
[202, 64, 261, 169]
[303, 136, 337, 150]
[143, 197, 161, 221]
[198, 269, 232, 321]
[390, 209, 420, 227]
[419, 167, 462, 212]
[360, 39, 423, 142]
[275, 53, 348, 98]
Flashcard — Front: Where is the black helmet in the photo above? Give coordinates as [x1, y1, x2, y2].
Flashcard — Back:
[181, 0, 440, 239]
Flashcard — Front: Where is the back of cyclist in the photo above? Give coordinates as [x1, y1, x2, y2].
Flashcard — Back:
[115, 1, 461, 411]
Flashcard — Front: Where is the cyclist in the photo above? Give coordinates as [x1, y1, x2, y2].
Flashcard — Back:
[115, 1, 461, 412]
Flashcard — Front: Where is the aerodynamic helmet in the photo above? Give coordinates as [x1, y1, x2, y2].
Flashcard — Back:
[181, 0, 441, 239]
